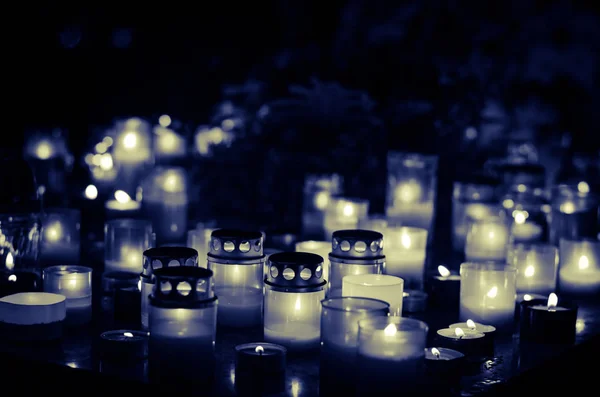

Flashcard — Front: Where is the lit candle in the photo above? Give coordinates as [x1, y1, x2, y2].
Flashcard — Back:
[424, 347, 465, 383]
[520, 293, 578, 344]
[508, 244, 558, 296]
[342, 274, 404, 316]
[510, 210, 544, 243]
[549, 184, 598, 245]
[0, 292, 66, 341]
[40, 209, 81, 265]
[295, 240, 331, 284]
[435, 327, 486, 358]
[153, 123, 186, 160]
[43, 265, 93, 325]
[302, 174, 343, 240]
[383, 226, 428, 290]
[323, 196, 369, 240]
[187, 223, 218, 268]
[234, 343, 286, 395]
[428, 265, 461, 311]
[104, 219, 154, 274]
[558, 239, 600, 296]
[465, 217, 510, 262]
[99, 330, 149, 381]
[449, 319, 496, 355]
[105, 190, 142, 219]
[112, 119, 152, 165]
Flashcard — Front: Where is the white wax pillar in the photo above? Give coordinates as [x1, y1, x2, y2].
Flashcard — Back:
[383, 226, 428, 290]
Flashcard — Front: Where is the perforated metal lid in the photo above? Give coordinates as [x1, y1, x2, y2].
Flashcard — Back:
[330, 229, 384, 259]
[208, 229, 264, 263]
[265, 252, 326, 291]
[142, 246, 198, 277]
[149, 266, 216, 309]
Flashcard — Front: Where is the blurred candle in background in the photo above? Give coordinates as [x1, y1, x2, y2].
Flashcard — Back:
[40, 209, 81, 265]
[465, 216, 510, 262]
[558, 239, 600, 296]
[43, 265, 93, 325]
[187, 222, 218, 268]
[112, 118, 153, 197]
[105, 190, 142, 219]
[549, 184, 598, 245]
[104, 219, 154, 274]
[302, 174, 343, 240]
[323, 196, 369, 241]
[153, 115, 187, 162]
[507, 244, 558, 296]
[384, 226, 427, 290]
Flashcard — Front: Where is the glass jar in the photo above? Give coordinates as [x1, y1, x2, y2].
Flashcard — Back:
[507, 243, 558, 297]
[105, 219, 154, 274]
[464, 216, 510, 262]
[302, 174, 343, 240]
[148, 266, 217, 386]
[264, 252, 326, 352]
[39, 208, 81, 265]
[328, 230, 385, 297]
[383, 226, 428, 290]
[207, 229, 265, 328]
[558, 238, 600, 296]
[502, 188, 550, 245]
[323, 196, 369, 241]
[0, 213, 41, 272]
[43, 265, 93, 325]
[187, 222, 218, 268]
[112, 118, 153, 198]
[549, 185, 599, 245]
[140, 247, 199, 329]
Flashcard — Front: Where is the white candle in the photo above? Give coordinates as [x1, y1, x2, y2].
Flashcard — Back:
[384, 227, 427, 290]
[386, 201, 434, 232]
[154, 125, 186, 158]
[112, 120, 152, 165]
[323, 197, 369, 239]
[558, 239, 600, 295]
[264, 323, 321, 350]
[43, 266, 93, 325]
[40, 211, 81, 264]
[105, 190, 141, 213]
[511, 222, 543, 242]
[465, 219, 510, 262]
[295, 240, 331, 282]
[342, 274, 404, 316]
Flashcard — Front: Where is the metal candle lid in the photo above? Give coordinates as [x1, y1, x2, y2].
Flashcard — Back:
[330, 229, 384, 260]
[265, 252, 326, 291]
[208, 229, 264, 263]
[150, 266, 216, 308]
[142, 246, 198, 277]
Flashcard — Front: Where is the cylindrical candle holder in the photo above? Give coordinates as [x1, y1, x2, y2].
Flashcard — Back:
[141, 166, 189, 244]
[207, 229, 265, 328]
[140, 247, 199, 329]
[148, 266, 218, 386]
[435, 327, 487, 360]
[99, 330, 149, 382]
[383, 226, 428, 290]
[342, 274, 404, 316]
[459, 262, 517, 333]
[295, 240, 331, 286]
[449, 320, 496, 356]
[356, 317, 428, 396]
[187, 222, 218, 268]
[549, 185, 598, 245]
[39, 209, 81, 265]
[43, 265, 93, 325]
[427, 265, 461, 311]
[234, 342, 287, 395]
[105, 219, 154, 274]
[503, 189, 549, 244]
[264, 252, 326, 352]
[302, 174, 343, 240]
[320, 297, 390, 397]
[328, 230, 385, 297]
[323, 196, 369, 240]
[558, 238, 600, 296]
[464, 216, 510, 262]
[424, 347, 465, 391]
[507, 243, 558, 296]
[520, 294, 578, 344]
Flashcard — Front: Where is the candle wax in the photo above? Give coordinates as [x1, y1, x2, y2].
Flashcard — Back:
[264, 323, 320, 351]
[387, 202, 434, 231]
[530, 305, 569, 312]
[460, 297, 514, 333]
[215, 287, 262, 328]
[559, 266, 600, 294]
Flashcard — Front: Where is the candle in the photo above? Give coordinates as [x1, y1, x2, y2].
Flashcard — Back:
[100, 271, 139, 315]
[453, 202, 501, 251]
[99, 330, 149, 381]
[511, 218, 544, 242]
[235, 343, 286, 395]
[464, 217, 510, 262]
[383, 226, 428, 290]
[402, 290, 428, 313]
[43, 265, 93, 325]
[0, 292, 66, 341]
[450, 319, 496, 355]
[113, 118, 152, 165]
[40, 209, 81, 265]
[428, 265, 461, 311]
[187, 223, 217, 268]
[104, 219, 154, 274]
[549, 185, 598, 245]
[356, 317, 428, 396]
[424, 347, 465, 387]
[520, 293, 578, 344]
[153, 124, 186, 160]
[558, 239, 600, 296]
[0, 270, 40, 298]
[459, 262, 517, 333]
[435, 327, 486, 358]
[295, 240, 331, 284]
[323, 196, 369, 240]
[342, 274, 404, 316]
[105, 190, 142, 219]
[508, 243, 558, 296]
[302, 174, 343, 240]
[358, 215, 388, 235]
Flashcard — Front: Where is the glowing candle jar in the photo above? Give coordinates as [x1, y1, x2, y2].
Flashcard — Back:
[549, 184, 598, 245]
[356, 317, 428, 396]
[105, 190, 142, 219]
[43, 265, 93, 325]
[384, 226, 428, 290]
[23, 130, 69, 196]
[319, 297, 389, 397]
[558, 238, 600, 296]
[503, 188, 549, 244]
[0, 214, 41, 273]
[464, 216, 510, 262]
[327, 230, 385, 298]
[153, 119, 187, 162]
[507, 244, 558, 296]
[187, 223, 218, 268]
[140, 247, 199, 330]
[207, 229, 265, 328]
[295, 240, 331, 286]
[302, 174, 343, 240]
[104, 219, 154, 274]
[264, 252, 326, 352]
[112, 118, 153, 197]
[386, 152, 438, 235]
[142, 166, 189, 244]
[323, 196, 369, 240]
[358, 215, 388, 235]
[40, 209, 81, 265]
[459, 262, 517, 333]
[519, 293, 578, 344]
[148, 266, 217, 386]
[342, 274, 404, 316]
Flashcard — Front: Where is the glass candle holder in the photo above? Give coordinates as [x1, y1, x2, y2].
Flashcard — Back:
[507, 244, 558, 296]
[153, 123, 187, 162]
[320, 297, 390, 397]
[498, 163, 546, 192]
[358, 215, 388, 235]
[386, 152, 438, 234]
[140, 247, 199, 329]
[323, 196, 369, 241]
[187, 223, 218, 268]
[502, 188, 550, 244]
[302, 174, 343, 240]
[342, 274, 404, 316]
[264, 252, 326, 352]
[104, 219, 154, 274]
[465, 216, 510, 262]
[558, 239, 600, 296]
[0, 213, 41, 272]
[43, 265, 93, 325]
[550, 185, 599, 245]
[112, 118, 153, 197]
[459, 262, 517, 333]
[384, 226, 428, 290]
[23, 130, 70, 197]
[39, 209, 81, 265]
[207, 229, 265, 328]
[328, 230, 385, 297]
[148, 266, 217, 386]
[104, 190, 142, 220]
[141, 166, 189, 244]
[356, 317, 428, 396]
[295, 240, 331, 286]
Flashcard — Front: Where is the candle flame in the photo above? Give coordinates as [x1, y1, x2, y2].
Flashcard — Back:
[455, 327, 465, 338]
[137, 279, 142, 291]
[561, 202, 576, 214]
[314, 191, 329, 210]
[486, 286, 498, 298]
[431, 348, 441, 358]
[487, 230, 495, 239]
[523, 294, 533, 301]
[294, 296, 302, 312]
[5, 252, 14, 270]
[8, 274, 16, 282]
[123, 332, 134, 338]
[122, 131, 138, 149]
[45, 223, 62, 242]
[577, 181, 590, 194]
[547, 293, 558, 311]
[466, 319, 476, 330]
[438, 265, 450, 277]
[115, 190, 131, 204]
[578, 255, 589, 270]
[84, 184, 98, 200]
[35, 140, 54, 160]
[524, 265, 535, 278]
[401, 234, 412, 249]
[255, 345, 264, 355]
[384, 323, 397, 336]
[342, 203, 354, 217]
[513, 210, 527, 225]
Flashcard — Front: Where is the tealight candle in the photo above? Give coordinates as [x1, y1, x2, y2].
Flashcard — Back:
[356, 317, 428, 396]
[295, 240, 331, 284]
[323, 196, 369, 240]
[514, 293, 548, 323]
[342, 274, 404, 316]
[520, 293, 578, 344]
[558, 238, 600, 296]
[43, 265, 93, 325]
[508, 244, 559, 296]
[459, 262, 517, 333]
[424, 347, 465, 383]
[0, 270, 41, 298]
[383, 226, 428, 290]
[402, 290, 428, 313]
[104, 219, 154, 274]
[302, 174, 343, 240]
[234, 343, 287, 395]
[428, 265, 461, 311]
[450, 319, 496, 355]
[99, 329, 149, 382]
[0, 292, 66, 341]
[464, 217, 510, 262]
[435, 327, 486, 358]
[40, 209, 81, 265]
[105, 190, 142, 219]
